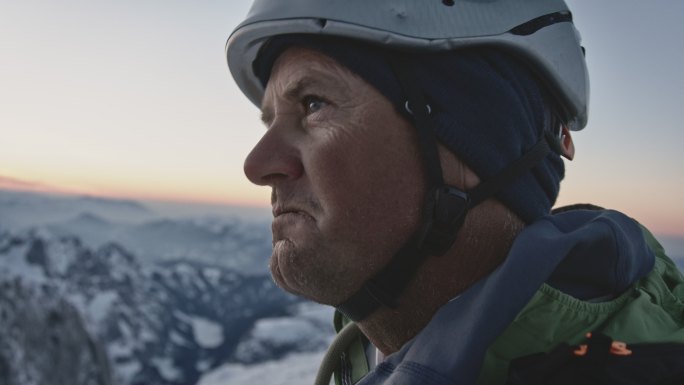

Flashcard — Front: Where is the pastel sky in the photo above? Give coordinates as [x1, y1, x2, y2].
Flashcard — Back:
[1, 1, 683, 235]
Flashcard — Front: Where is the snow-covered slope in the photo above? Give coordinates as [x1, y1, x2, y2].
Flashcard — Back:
[199, 302, 334, 385]
[0, 229, 332, 385]
[0, 190, 336, 384]
[0, 277, 111, 385]
[197, 350, 326, 385]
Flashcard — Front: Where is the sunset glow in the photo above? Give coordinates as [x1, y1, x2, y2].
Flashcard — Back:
[1, 0, 683, 235]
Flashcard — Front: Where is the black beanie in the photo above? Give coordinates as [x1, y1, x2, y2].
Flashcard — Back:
[255, 35, 565, 223]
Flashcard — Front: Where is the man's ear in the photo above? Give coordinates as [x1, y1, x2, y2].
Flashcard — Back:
[560, 125, 575, 160]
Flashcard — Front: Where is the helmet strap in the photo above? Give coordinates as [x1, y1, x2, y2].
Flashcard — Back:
[335, 55, 553, 322]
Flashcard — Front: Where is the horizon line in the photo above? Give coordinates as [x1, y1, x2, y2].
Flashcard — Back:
[0, 183, 270, 210]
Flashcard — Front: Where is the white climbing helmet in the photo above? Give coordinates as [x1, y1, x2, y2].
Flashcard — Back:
[226, 0, 589, 130]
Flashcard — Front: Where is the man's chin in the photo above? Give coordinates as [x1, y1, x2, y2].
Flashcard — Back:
[269, 252, 307, 297]
[268, 257, 340, 306]
[269, 258, 293, 292]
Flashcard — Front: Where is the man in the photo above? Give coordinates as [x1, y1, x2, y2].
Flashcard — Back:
[226, 1, 684, 384]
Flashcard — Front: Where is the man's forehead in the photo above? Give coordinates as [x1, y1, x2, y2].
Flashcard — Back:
[261, 47, 357, 109]
[273, 45, 330, 64]
[268, 47, 351, 88]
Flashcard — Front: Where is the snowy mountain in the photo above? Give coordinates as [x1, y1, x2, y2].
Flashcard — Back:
[0, 276, 111, 385]
[0, 189, 153, 229]
[197, 303, 334, 385]
[197, 350, 327, 385]
[0, 189, 273, 272]
[44, 214, 272, 272]
[0, 229, 333, 385]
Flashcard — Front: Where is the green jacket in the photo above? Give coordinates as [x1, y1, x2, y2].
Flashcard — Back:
[478, 228, 684, 384]
[324, 213, 684, 385]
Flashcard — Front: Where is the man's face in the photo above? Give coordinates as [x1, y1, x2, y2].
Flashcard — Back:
[244, 47, 425, 305]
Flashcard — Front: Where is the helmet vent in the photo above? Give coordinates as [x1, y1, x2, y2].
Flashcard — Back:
[442, 0, 455, 6]
[315, 18, 328, 28]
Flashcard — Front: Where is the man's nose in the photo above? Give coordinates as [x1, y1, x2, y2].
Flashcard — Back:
[243, 125, 303, 186]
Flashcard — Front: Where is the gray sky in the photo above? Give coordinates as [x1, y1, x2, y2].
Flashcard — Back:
[1, 0, 683, 234]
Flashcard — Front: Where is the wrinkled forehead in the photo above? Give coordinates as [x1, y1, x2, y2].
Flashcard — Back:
[261, 46, 369, 109]
[254, 35, 396, 93]
[257, 36, 407, 126]
[267, 46, 356, 89]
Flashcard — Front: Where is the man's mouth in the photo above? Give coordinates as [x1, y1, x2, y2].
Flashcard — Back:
[272, 205, 314, 220]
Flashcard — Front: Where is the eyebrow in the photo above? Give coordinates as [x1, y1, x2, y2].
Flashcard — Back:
[260, 75, 330, 126]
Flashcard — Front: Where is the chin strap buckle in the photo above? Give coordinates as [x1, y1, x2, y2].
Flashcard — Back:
[419, 185, 470, 256]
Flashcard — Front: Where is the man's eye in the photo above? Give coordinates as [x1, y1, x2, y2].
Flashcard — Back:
[302, 95, 327, 114]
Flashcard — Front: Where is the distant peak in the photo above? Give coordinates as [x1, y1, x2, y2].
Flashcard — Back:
[73, 212, 110, 224]
[76, 195, 151, 212]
